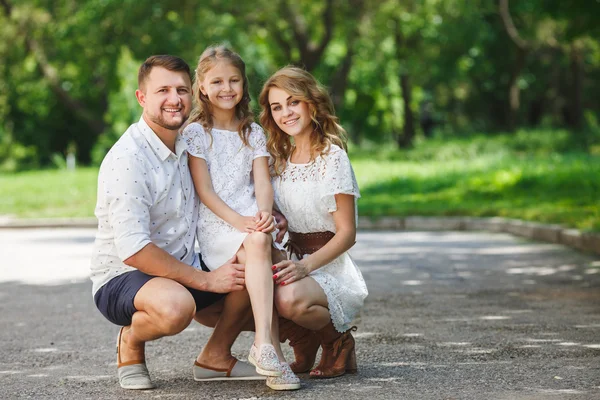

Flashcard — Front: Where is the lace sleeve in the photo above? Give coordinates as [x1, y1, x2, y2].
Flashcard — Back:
[182, 123, 207, 159]
[249, 124, 270, 159]
[320, 147, 361, 213]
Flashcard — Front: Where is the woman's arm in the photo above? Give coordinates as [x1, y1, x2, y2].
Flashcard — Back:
[273, 193, 356, 285]
[189, 155, 256, 233]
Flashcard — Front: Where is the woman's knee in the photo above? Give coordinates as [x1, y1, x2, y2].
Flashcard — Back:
[274, 285, 306, 319]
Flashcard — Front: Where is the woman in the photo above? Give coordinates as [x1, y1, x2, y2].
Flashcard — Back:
[259, 66, 368, 378]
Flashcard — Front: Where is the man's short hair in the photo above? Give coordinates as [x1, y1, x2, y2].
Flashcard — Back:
[138, 55, 191, 90]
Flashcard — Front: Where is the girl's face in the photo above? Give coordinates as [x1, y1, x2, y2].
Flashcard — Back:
[200, 61, 244, 113]
[268, 87, 313, 139]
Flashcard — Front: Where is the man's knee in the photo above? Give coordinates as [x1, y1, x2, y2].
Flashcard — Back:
[148, 290, 196, 335]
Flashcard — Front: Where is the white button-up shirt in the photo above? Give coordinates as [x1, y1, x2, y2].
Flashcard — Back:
[90, 117, 199, 296]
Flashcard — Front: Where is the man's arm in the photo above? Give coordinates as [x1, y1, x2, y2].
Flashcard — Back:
[124, 243, 246, 293]
[272, 208, 288, 244]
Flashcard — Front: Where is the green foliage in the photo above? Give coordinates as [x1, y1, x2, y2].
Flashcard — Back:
[1, 0, 599, 168]
[91, 47, 142, 164]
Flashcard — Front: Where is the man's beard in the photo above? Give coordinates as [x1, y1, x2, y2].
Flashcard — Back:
[148, 111, 189, 131]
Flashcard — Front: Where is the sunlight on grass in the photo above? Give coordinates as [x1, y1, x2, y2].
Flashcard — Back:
[352, 151, 599, 231]
[1, 135, 598, 232]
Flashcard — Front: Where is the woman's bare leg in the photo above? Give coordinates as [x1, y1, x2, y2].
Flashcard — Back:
[275, 276, 330, 330]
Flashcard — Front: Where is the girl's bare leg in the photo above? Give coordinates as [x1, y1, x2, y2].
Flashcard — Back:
[240, 232, 274, 346]
[270, 245, 288, 362]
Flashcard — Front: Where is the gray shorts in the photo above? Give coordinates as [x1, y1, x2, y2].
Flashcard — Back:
[94, 253, 225, 326]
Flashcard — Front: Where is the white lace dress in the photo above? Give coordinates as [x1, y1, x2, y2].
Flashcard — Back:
[273, 144, 368, 332]
[182, 122, 269, 270]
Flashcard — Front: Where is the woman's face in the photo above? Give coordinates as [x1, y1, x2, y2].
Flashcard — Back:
[268, 87, 313, 138]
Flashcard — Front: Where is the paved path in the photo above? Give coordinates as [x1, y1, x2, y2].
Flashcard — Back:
[1, 228, 599, 399]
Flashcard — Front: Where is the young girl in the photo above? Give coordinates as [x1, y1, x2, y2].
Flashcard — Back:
[182, 46, 299, 390]
[259, 66, 368, 378]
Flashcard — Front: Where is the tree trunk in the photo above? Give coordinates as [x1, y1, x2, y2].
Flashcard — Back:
[330, 45, 354, 113]
[506, 46, 527, 131]
[498, 0, 530, 132]
[393, 18, 416, 148]
[398, 73, 415, 148]
[569, 41, 584, 130]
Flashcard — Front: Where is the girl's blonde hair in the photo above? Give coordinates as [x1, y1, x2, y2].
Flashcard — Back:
[187, 45, 253, 147]
[259, 66, 347, 176]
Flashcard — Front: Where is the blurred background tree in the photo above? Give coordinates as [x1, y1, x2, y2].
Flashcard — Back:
[1, 0, 599, 170]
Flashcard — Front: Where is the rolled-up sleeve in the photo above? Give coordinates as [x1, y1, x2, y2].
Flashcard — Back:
[104, 155, 153, 260]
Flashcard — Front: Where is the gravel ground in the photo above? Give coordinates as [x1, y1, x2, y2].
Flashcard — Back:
[1, 228, 599, 399]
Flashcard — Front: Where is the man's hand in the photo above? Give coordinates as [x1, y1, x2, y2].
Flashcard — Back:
[255, 210, 275, 233]
[206, 255, 246, 293]
[272, 209, 288, 243]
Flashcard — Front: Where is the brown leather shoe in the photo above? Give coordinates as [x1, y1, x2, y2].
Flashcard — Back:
[310, 324, 357, 379]
[279, 317, 321, 373]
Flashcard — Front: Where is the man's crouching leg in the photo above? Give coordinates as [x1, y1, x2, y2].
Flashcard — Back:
[118, 277, 197, 389]
[192, 289, 264, 380]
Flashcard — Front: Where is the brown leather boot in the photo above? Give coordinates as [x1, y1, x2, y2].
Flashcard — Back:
[310, 324, 357, 379]
[279, 317, 321, 373]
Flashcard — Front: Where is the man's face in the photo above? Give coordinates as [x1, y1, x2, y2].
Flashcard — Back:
[136, 67, 192, 132]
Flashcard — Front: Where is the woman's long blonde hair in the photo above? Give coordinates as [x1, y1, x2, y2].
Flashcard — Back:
[259, 66, 347, 176]
[187, 45, 253, 147]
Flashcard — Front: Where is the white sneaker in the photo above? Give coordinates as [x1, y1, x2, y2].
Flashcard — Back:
[248, 344, 282, 377]
[267, 362, 301, 391]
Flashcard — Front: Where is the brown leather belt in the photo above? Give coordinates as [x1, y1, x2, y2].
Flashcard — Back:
[285, 231, 335, 259]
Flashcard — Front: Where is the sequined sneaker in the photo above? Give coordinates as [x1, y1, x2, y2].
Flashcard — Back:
[248, 344, 282, 377]
[267, 362, 301, 391]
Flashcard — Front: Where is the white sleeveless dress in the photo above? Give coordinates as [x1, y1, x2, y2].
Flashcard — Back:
[272, 144, 368, 332]
[182, 122, 269, 270]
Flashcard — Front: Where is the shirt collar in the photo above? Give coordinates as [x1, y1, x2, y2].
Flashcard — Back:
[137, 116, 176, 161]
[174, 134, 187, 158]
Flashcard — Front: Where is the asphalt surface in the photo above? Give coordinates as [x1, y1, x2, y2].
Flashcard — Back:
[1, 228, 599, 399]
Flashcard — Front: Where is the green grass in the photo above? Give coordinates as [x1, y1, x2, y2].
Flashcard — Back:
[351, 129, 600, 231]
[1, 130, 599, 231]
[353, 153, 599, 231]
[0, 168, 98, 218]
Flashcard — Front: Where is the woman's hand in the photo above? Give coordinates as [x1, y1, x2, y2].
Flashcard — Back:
[272, 259, 311, 286]
[234, 215, 257, 233]
[255, 211, 275, 233]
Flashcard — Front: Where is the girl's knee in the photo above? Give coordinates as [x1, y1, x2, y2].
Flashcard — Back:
[244, 231, 272, 250]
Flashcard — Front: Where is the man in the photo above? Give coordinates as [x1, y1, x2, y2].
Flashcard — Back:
[91, 55, 267, 390]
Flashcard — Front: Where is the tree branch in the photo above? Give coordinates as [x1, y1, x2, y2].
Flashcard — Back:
[498, 0, 529, 50]
[279, 0, 310, 61]
[2, 0, 103, 134]
[312, 0, 335, 58]
[0, 0, 11, 16]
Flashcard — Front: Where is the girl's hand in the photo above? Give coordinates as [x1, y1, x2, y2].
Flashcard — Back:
[272, 259, 310, 286]
[255, 211, 275, 233]
[234, 215, 257, 233]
